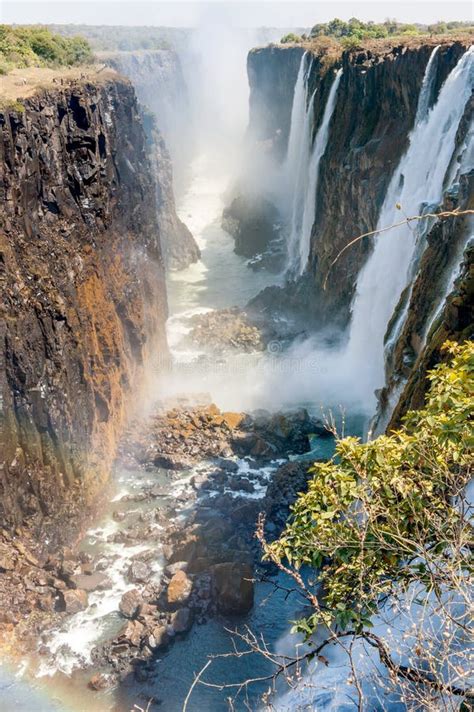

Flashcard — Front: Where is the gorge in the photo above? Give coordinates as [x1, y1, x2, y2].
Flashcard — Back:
[0, 16, 473, 712]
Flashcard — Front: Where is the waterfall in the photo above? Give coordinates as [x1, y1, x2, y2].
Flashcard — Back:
[284, 58, 342, 278]
[414, 44, 440, 124]
[298, 68, 343, 275]
[345, 46, 474, 408]
[283, 52, 312, 276]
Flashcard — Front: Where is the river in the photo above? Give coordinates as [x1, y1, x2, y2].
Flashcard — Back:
[1, 150, 365, 712]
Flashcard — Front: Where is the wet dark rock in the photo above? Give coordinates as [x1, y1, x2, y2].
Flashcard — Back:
[170, 607, 194, 634]
[264, 460, 316, 531]
[222, 194, 283, 268]
[153, 454, 193, 470]
[211, 562, 254, 615]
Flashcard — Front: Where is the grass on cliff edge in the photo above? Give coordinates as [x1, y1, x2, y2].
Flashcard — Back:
[0, 25, 93, 74]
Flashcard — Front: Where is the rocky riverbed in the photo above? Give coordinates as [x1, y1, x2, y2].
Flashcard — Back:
[1, 400, 331, 693]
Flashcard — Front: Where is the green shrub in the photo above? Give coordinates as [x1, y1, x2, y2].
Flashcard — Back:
[264, 340, 473, 637]
[0, 25, 93, 69]
[280, 33, 302, 44]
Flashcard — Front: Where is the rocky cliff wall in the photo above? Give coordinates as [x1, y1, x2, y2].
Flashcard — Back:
[101, 50, 200, 269]
[247, 45, 304, 160]
[247, 39, 469, 329]
[0, 77, 169, 544]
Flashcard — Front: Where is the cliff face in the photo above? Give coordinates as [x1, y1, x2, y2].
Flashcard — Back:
[378, 104, 473, 431]
[101, 50, 200, 270]
[0, 77, 168, 543]
[141, 109, 200, 271]
[247, 45, 304, 160]
[246, 40, 469, 328]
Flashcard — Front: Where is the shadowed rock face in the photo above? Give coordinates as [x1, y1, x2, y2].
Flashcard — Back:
[381, 175, 474, 430]
[141, 109, 200, 271]
[246, 40, 470, 330]
[0, 78, 169, 544]
[102, 50, 201, 271]
[247, 45, 305, 160]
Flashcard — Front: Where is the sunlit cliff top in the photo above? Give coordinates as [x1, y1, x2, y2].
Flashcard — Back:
[0, 64, 121, 105]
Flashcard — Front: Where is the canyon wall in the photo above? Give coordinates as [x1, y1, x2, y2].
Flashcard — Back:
[101, 50, 200, 270]
[247, 45, 304, 160]
[0, 76, 169, 543]
[247, 39, 469, 328]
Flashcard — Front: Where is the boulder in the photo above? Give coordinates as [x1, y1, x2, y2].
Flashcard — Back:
[61, 588, 88, 614]
[170, 607, 194, 634]
[119, 589, 142, 618]
[69, 572, 111, 592]
[165, 561, 188, 577]
[127, 561, 151, 584]
[88, 673, 114, 691]
[118, 619, 145, 647]
[167, 570, 193, 605]
[211, 562, 254, 615]
[148, 624, 169, 650]
[0, 544, 16, 571]
[153, 454, 193, 470]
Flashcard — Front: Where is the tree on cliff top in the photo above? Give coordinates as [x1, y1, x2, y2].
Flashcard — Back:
[0, 25, 93, 73]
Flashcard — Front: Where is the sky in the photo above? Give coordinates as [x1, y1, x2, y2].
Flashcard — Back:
[2, 0, 473, 27]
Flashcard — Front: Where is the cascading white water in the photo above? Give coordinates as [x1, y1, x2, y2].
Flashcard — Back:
[297, 68, 343, 275]
[284, 56, 342, 278]
[345, 46, 474, 407]
[414, 44, 440, 124]
[284, 52, 313, 276]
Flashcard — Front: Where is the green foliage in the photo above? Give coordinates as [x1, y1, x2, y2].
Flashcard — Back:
[0, 25, 93, 70]
[265, 341, 474, 638]
[310, 17, 420, 42]
[309, 17, 473, 45]
[280, 33, 302, 44]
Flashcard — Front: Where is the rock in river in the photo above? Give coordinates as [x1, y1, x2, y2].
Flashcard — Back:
[212, 562, 254, 615]
[167, 570, 193, 606]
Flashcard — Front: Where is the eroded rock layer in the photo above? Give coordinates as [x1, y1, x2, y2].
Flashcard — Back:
[0, 77, 168, 544]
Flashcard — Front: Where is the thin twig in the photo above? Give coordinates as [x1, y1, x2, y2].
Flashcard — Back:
[182, 659, 212, 712]
[322, 208, 473, 290]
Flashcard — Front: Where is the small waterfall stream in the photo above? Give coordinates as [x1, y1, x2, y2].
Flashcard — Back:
[284, 55, 342, 278]
[344, 46, 474, 408]
[297, 68, 343, 275]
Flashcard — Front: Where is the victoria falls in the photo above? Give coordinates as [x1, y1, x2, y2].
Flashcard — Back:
[0, 3, 473, 711]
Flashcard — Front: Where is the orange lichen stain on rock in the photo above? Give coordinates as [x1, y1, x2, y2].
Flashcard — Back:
[73, 250, 146, 495]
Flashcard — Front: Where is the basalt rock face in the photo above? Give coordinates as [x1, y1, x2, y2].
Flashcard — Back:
[100, 50, 190, 170]
[247, 45, 304, 160]
[247, 40, 470, 329]
[0, 78, 168, 543]
[379, 179, 473, 431]
[373, 90, 473, 431]
[141, 110, 200, 271]
[102, 51, 200, 270]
